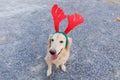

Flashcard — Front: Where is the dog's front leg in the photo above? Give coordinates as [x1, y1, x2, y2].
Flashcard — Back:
[61, 64, 66, 72]
[47, 61, 52, 77]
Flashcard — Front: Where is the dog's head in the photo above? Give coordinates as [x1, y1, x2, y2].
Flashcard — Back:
[48, 33, 72, 60]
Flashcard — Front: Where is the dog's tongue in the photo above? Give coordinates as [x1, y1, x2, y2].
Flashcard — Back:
[51, 55, 57, 60]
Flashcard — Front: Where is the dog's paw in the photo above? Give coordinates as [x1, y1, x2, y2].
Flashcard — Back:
[47, 69, 52, 77]
[61, 65, 66, 72]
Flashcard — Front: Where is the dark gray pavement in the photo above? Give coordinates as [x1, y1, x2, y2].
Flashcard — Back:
[0, 0, 120, 80]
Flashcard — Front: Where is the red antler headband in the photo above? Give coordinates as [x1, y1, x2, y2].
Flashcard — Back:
[51, 4, 84, 34]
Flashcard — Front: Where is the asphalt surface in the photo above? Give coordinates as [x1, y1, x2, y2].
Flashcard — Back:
[0, 0, 120, 80]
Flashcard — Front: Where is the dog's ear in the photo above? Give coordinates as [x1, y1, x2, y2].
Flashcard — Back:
[48, 34, 53, 48]
[66, 37, 72, 50]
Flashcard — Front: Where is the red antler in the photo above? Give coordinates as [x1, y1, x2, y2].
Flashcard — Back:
[52, 4, 66, 32]
[64, 13, 84, 34]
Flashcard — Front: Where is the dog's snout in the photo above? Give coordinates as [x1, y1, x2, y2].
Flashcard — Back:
[49, 49, 56, 55]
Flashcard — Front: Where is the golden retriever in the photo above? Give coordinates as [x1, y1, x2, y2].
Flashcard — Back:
[45, 33, 72, 77]
[44, 4, 84, 78]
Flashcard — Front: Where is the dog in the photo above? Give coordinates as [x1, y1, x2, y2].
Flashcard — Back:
[44, 4, 84, 78]
[45, 33, 72, 77]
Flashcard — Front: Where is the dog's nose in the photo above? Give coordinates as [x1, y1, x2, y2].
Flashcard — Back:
[49, 49, 56, 55]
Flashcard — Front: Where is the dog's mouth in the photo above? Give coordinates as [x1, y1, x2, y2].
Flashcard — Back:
[51, 48, 63, 60]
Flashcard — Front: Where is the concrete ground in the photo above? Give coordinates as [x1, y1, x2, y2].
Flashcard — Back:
[0, 0, 120, 80]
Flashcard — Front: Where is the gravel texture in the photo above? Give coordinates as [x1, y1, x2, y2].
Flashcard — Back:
[0, 0, 120, 80]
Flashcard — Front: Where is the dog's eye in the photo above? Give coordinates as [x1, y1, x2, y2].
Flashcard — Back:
[51, 39, 54, 42]
[60, 41, 64, 43]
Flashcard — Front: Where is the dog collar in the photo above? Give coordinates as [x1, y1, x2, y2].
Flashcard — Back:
[53, 32, 68, 48]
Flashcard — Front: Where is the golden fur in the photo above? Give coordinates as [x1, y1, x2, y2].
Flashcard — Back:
[45, 33, 72, 77]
